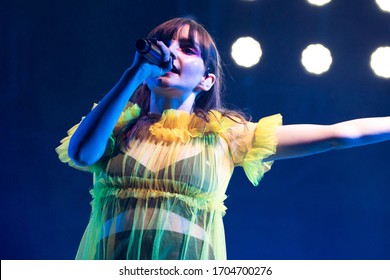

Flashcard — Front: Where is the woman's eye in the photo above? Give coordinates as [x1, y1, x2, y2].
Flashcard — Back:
[182, 47, 199, 55]
[183, 47, 195, 54]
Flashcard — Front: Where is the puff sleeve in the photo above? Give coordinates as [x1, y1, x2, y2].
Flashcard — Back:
[55, 102, 141, 172]
[222, 114, 282, 186]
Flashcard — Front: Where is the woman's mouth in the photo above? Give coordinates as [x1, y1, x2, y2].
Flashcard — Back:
[162, 65, 179, 77]
[170, 65, 180, 74]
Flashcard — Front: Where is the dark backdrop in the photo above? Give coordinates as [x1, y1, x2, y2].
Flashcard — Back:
[2, 0, 390, 259]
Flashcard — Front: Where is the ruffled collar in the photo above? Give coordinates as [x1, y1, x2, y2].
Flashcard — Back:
[115, 103, 239, 143]
[149, 109, 228, 143]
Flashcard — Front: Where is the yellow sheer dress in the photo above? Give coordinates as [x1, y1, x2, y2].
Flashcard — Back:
[56, 103, 282, 260]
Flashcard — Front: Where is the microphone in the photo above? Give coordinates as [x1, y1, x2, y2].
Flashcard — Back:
[135, 39, 163, 66]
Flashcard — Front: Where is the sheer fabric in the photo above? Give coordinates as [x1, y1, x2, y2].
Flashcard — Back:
[56, 103, 282, 259]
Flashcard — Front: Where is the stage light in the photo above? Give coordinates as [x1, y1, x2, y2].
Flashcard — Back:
[307, 0, 332, 6]
[376, 0, 390, 13]
[301, 44, 332, 75]
[370, 46, 390, 78]
[231, 37, 262, 68]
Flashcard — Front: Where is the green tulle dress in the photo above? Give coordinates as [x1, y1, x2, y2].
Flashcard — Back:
[56, 103, 282, 260]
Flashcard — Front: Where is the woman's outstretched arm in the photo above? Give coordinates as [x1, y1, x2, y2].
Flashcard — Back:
[267, 117, 390, 161]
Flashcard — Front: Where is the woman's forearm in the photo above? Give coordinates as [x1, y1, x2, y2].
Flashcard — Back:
[331, 116, 390, 149]
[68, 66, 150, 166]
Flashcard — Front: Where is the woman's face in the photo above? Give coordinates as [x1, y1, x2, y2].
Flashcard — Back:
[146, 25, 208, 98]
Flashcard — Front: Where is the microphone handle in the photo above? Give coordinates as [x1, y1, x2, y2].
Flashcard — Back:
[135, 39, 163, 66]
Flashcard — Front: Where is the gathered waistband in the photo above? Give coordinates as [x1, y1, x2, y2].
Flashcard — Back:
[92, 177, 227, 215]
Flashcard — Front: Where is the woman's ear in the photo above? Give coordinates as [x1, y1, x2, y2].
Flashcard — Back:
[196, 73, 216, 92]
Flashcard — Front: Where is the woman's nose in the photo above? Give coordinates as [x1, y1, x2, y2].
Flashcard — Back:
[168, 43, 178, 60]
[170, 51, 177, 60]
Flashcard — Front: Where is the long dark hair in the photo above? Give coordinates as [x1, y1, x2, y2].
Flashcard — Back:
[121, 18, 247, 144]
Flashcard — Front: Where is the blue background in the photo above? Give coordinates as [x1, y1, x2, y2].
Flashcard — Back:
[2, 0, 390, 259]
